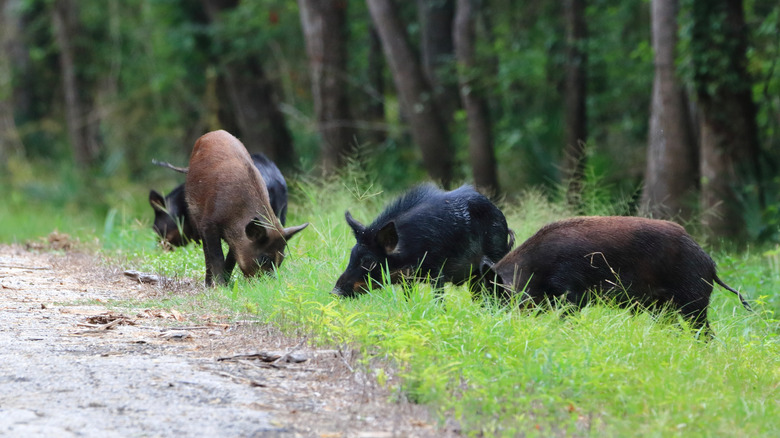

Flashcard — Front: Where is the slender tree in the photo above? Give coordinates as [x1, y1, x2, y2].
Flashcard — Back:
[52, 0, 97, 167]
[562, 0, 588, 205]
[202, 0, 297, 171]
[298, 0, 356, 174]
[365, 26, 387, 148]
[641, 0, 697, 219]
[367, 0, 454, 187]
[417, 0, 459, 125]
[0, 0, 24, 163]
[687, 0, 761, 238]
[454, 0, 498, 194]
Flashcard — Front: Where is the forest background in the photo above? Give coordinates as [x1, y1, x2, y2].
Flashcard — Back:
[2, 2, 779, 435]
[0, 0, 779, 243]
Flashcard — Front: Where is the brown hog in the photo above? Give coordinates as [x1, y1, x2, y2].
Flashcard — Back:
[482, 216, 751, 335]
[185, 130, 308, 286]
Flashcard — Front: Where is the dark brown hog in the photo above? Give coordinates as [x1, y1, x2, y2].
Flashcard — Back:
[482, 216, 751, 335]
[185, 130, 308, 286]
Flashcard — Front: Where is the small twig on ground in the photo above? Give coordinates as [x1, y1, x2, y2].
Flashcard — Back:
[218, 352, 283, 362]
[77, 315, 134, 330]
[159, 325, 229, 332]
[338, 347, 355, 373]
[217, 349, 309, 365]
[272, 338, 308, 365]
[159, 330, 192, 340]
[214, 371, 267, 387]
[131, 324, 229, 333]
[240, 360, 319, 373]
[123, 270, 161, 284]
[101, 318, 125, 330]
[231, 320, 266, 325]
[0, 264, 50, 270]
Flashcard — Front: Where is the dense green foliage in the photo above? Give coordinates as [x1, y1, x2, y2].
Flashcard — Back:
[3, 172, 777, 437]
[5, 1, 778, 203]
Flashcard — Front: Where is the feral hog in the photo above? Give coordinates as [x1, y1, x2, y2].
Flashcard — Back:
[482, 216, 751, 334]
[149, 184, 198, 248]
[185, 130, 308, 286]
[332, 184, 514, 298]
[149, 152, 288, 248]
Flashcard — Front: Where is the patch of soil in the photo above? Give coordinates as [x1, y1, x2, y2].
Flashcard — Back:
[0, 244, 458, 437]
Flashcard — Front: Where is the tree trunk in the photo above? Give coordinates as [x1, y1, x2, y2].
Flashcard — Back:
[298, 0, 356, 174]
[367, 0, 454, 187]
[417, 0, 459, 125]
[201, 0, 297, 171]
[52, 0, 96, 167]
[641, 0, 698, 219]
[453, 0, 498, 195]
[562, 0, 588, 205]
[0, 0, 24, 163]
[365, 26, 387, 147]
[689, 0, 761, 238]
[222, 61, 297, 170]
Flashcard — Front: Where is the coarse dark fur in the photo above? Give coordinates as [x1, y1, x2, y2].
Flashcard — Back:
[185, 130, 307, 286]
[149, 184, 197, 248]
[333, 184, 515, 298]
[149, 153, 288, 248]
[482, 216, 751, 335]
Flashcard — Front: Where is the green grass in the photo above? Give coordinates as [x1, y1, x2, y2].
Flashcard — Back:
[2, 173, 778, 437]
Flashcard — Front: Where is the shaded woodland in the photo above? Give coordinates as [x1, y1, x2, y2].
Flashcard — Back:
[0, 0, 779, 240]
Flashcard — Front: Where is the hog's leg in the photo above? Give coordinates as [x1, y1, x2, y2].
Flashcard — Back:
[202, 230, 225, 286]
[224, 248, 236, 283]
[564, 288, 591, 308]
[677, 296, 713, 339]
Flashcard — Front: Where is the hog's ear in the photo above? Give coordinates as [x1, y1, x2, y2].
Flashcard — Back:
[376, 221, 399, 255]
[245, 218, 269, 243]
[345, 211, 365, 237]
[282, 222, 309, 241]
[480, 257, 504, 287]
[479, 257, 494, 276]
[149, 190, 166, 211]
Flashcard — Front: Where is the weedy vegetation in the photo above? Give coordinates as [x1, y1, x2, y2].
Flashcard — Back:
[2, 169, 778, 437]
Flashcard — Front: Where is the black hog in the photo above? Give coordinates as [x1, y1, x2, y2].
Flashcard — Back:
[482, 216, 751, 334]
[252, 154, 289, 225]
[185, 130, 308, 286]
[149, 184, 198, 248]
[332, 184, 514, 298]
[149, 152, 288, 248]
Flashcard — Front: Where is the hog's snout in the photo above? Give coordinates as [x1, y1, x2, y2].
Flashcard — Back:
[331, 279, 365, 298]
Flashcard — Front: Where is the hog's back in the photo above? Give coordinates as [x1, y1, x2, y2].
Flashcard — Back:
[186, 130, 271, 228]
[392, 186, 510, 282]
[495, 216, 716, 299]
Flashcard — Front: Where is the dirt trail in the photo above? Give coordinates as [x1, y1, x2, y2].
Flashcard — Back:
[0, 244, 452, 437]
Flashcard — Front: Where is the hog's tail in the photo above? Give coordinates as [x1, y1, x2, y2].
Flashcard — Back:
[715, 276, 752, 312]
[507, 229, 516, 249]
[152, 159, 189, 174]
